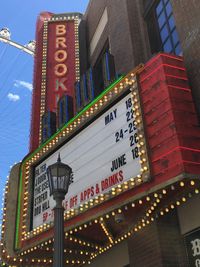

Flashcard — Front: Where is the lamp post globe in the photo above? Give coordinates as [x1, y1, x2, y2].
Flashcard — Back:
[46, 154, 73, 267]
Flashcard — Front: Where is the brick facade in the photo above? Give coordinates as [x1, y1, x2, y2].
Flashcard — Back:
[83, 0, 150, 75]
[84, 0, 200, 122]
[128, 210, 188, 267]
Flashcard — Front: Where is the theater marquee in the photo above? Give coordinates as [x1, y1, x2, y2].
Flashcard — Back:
[33, 92, 143, 228]
[15, 69, 150, 249]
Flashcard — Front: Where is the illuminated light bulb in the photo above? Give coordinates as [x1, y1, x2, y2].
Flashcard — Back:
[195, 189, 199, 194]
[182, 197, 186, 202]
[112, 211, 115, 216]
[104, 96, 108, 102]
[124, 184, 129, 189]
[180, 181, 185, 187]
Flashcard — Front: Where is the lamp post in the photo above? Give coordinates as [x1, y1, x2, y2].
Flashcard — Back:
[47, 154, 73, 267]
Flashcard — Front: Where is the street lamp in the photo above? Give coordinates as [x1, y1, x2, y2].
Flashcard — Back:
[47, 154, 73, 267]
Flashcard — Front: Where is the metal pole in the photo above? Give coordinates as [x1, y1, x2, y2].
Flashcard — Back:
[53, 194, 65, 267]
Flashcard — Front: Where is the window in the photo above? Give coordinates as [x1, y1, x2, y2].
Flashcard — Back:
[155, 0, 182, 55]
[144, 0, 182, 56]
[93, 40, 110, 97]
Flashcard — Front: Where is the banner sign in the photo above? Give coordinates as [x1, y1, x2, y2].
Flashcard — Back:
[33, 92, 143, 228]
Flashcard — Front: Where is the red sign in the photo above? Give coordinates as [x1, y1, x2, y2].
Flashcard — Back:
[46, 21, 76, 112]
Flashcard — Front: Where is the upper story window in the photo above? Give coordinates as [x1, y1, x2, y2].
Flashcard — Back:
[144, 0, 182, 56]
[156, 0, 182, 55]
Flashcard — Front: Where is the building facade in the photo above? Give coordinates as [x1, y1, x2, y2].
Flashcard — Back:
[1, 0, 200, 266]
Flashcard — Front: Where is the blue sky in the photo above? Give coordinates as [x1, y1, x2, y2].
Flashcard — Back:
[0, 0, 89, 216]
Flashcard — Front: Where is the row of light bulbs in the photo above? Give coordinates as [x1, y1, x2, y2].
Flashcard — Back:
[87, 179, 199, 264]
[100, 221, 114, 244]
[39, 20, 48, 143]
[18, 183, 167, 256]
[50, 15, 80, 22]
[1, 177, 198, 265]
[74, 20, 80, 80]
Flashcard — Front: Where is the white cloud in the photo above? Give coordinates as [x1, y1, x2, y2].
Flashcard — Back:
[14, 80, 33, 91]
[7, 93, 20, 102]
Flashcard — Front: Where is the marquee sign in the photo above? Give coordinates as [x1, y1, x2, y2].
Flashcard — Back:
[46, 20, 77, 113]
[30, 13, 81, 151]
[33, 92, 143, 228]
[15, 69, 150, 249]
